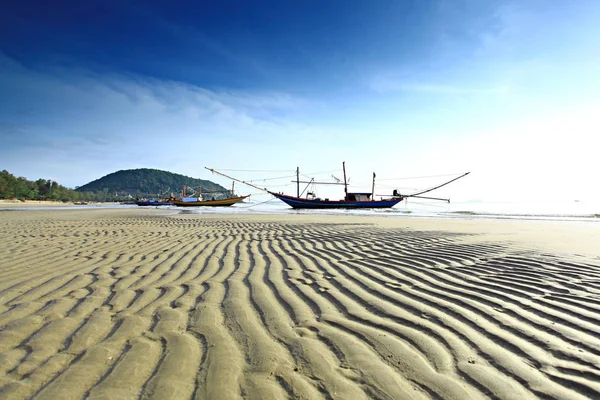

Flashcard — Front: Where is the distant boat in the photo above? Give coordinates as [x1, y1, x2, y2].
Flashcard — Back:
[170, 182, 249, 207]
[206, 163, 469, 209]
[135, 200, 173, 206]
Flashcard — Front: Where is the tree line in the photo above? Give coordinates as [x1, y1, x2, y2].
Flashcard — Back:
[0, 170, 125, 202]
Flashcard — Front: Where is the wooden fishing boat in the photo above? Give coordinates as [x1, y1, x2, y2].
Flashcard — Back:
[206, 163, 469, 210]
[170, 181, 249, 207]
[268, 162, 404, 209]
[171, 195, 249, 207]
[269, 192, 402, 209]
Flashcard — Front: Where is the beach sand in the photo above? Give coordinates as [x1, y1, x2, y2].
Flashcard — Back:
[0, 209, 599, 399]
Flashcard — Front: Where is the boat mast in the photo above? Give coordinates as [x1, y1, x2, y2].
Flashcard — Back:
[231, 181, 235, 197]
[371, 172, 375, 201]
[342, 162, 348, 201]
[296, 166, 300, 198]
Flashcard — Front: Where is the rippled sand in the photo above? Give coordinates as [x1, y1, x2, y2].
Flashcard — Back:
[1, 209, 599, 399]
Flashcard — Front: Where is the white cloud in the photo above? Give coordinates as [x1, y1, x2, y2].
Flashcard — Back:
[0, 53, 326, 187]
[368, 74, 510, 95]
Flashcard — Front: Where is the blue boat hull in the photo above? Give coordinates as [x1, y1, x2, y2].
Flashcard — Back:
[271, 193, 402, 209]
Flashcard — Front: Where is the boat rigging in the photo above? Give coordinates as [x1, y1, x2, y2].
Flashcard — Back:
[206, 163, 470, 209]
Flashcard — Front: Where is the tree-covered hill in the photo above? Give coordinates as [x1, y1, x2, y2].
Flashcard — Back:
[75, 168, 229, 198]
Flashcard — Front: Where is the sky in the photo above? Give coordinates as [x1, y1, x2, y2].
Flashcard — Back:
[1, 0, 599, 202]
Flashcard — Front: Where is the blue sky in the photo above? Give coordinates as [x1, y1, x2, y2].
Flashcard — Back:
[1, 0, 599, 202]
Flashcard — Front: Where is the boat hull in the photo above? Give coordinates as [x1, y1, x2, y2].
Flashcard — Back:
[271, 193, 403, 209]
[171, 196, 248, 207]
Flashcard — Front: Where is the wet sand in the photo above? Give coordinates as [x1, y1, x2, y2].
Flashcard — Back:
[1, 209, 599, 399]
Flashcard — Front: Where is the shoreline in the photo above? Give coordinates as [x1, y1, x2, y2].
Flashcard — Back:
[0, 199, 122, 207]
[2, 199, 598, 221]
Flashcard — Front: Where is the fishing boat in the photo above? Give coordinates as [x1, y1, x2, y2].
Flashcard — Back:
[171, 196, 248, 207]
[205, 163, 469, 209]
[171, 182, 249, 207]
[268, 192, 401, 209]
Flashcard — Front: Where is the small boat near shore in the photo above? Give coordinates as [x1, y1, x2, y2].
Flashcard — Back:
[206, 163, 469, 209]
[171, 196, 248, 207]
[135, 200, 173, 206]
[170, 182, 249, 207]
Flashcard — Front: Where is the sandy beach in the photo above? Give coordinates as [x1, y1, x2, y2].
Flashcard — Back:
[0, 208, 599, 399]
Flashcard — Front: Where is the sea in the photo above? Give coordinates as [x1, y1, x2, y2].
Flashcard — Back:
[4, 198, 599, 223]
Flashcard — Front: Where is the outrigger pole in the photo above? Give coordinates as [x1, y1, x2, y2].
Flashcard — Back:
[401, 172, 471, 202]
[206, 167, 344, 197]
[205, 167, 270, 193]
[410, 195, 451, 203]
[408, 172, 470, 196]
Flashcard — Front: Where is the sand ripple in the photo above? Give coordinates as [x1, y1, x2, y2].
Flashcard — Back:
[1, 213, 599, 399]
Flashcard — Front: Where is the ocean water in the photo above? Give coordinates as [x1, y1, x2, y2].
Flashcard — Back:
[176, 198, 600, 221]
[2, 198, 599, 222]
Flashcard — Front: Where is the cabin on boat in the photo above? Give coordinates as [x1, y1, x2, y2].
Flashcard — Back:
[182, 196, 203, 202]
[346, 192, 372, 201]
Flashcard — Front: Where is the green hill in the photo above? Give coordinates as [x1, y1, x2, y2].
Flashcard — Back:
[76, 168, 229, 198]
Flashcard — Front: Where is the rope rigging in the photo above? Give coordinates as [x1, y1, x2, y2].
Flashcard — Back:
[205, 166, 469, 203]
[375, 173, 468, 181]
[245, 174, 297, 183]
[209, 168, 296, 173]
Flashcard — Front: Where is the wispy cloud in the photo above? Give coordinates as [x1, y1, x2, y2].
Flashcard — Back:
[368, 72, 510, 95]
[364, 1, 512, 96]
[368, 1, 600, 99]
[402, 83, 509, 95]
[0, 52, 324, 186]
